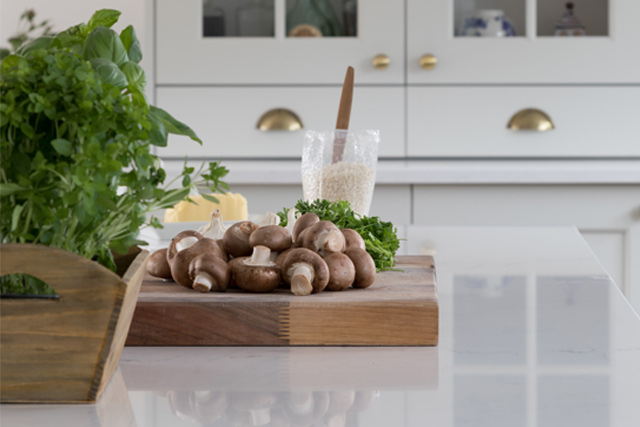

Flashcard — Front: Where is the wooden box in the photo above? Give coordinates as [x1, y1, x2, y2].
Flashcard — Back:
[126, 255, 438, 346]
[0, 244, 149, 403]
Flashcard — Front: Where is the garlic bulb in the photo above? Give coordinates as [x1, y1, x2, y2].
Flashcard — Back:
[197, 209, 226, 240]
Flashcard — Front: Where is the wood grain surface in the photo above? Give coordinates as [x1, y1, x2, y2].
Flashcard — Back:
[0, 244, 148, 403]
[126, 256, 438, 346]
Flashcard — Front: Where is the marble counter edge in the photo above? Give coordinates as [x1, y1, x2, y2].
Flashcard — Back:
[160, 159, 640, 185]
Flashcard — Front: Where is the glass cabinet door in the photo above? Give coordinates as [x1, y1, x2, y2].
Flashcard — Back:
[408, 0, 640, 83]
[156, 0, 403, 84]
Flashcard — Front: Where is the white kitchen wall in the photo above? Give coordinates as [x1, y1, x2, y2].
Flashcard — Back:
[0, 0, 147, 67]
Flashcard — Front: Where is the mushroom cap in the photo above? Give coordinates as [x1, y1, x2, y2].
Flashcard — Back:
[189, 253, 231, 292]
[274, 248, 294, 269]
[292, 212, 319, 241]
[341, 228, 366, 251]
[167, 230, 204, 261]
[249, 225, 292, 252]
[223, 221, 259, 258]
[300, 221, 346, 256]
[323, 252, 356, 291]
[281, 248, 330, 293]
[146, 248, 173, 280]
[345, 247, 377, 289]
[230, 257, 281, 293]
[169, 237, 226, 289]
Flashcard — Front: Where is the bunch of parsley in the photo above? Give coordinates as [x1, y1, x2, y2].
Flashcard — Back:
[0, 10, 228, 294]
[278, 199, 400, 271]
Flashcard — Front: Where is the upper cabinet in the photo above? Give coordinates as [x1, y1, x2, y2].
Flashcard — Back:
[408, 0, 640, 84]
[156, 0, 404, 85]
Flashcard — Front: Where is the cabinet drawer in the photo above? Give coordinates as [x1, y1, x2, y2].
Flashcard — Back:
[156, 86, 404, 159]
[407, 87, 640, 158]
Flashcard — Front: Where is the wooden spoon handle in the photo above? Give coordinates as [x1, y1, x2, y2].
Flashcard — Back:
[336, 66, 354, 130]
[332, 66, 355, 163]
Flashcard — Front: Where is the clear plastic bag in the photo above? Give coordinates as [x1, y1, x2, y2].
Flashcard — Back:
[301, 129, 380, 216]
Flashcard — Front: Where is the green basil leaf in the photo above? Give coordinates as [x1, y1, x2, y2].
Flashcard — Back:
[15, 36, 54, 55]
[0, 183, 25, 196]
[149, 106, 202, 144]
[87, 9, 121, 31]
[83, 27, 129, 67]
[52, 23, 87, 48]
[122, 61, 146, 90]
[147, 112, 168, 147]
[51, 138, 73, 156]
[201, 194, 221, 203]
[89, 57, 127, 88]
[120, 25, 142, 63]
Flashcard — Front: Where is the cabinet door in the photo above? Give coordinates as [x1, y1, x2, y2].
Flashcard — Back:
[407, 0, 640, 84]
[155, 86, 405, 158]
[156, 0, 404, 84]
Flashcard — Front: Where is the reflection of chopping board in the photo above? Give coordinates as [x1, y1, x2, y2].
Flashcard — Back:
[126, 256, 438, 346]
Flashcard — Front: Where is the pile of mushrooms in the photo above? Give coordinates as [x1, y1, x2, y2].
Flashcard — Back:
[146, 209, 377, 296]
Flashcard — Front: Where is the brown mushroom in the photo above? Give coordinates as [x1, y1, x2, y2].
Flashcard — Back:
[167, 231, 226, 289]
[344, 247, 377, 289]
[298, 221, 345, 256]
[281, 248, 330, 296]
[292, 212, 319, 242]
[341, 228, 366, 251]
[223, 221, 259, 258]
[274, 248, 294, 269]
[146, 248, 173, 280]
[249, 225, 293, 254]
[323, 252, 356, 291]
[229, 245, 281, 293]
[189, 253, 231, 292]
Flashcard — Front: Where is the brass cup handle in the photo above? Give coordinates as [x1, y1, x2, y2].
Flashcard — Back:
[419, 54, 438, 70]
[372, 54, 391, 70]
[256, 108, 304, 131]
[507, 108, 555, 131]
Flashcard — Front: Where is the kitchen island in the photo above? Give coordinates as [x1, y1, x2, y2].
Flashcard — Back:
[2, 227, 639, 426]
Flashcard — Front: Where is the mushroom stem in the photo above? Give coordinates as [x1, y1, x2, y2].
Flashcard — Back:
[289, 262, 315, 296]
[193, 272, 215, 292]
[175, 236, 199, 252]
[316, 229, 344, 253]
[249, 245, 272, 265]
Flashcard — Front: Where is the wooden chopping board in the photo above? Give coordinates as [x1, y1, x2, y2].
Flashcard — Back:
[125, 255, 438, 346]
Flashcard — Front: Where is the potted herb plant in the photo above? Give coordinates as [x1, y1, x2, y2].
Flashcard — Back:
[0, 9, 228, 402]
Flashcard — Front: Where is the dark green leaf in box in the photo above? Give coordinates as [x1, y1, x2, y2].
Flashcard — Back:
[87, 9, 121, 31]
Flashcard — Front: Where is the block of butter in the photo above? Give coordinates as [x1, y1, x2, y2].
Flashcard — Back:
[163, 193, 248, 223]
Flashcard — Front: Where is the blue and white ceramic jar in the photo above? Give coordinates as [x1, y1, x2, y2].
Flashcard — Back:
[461, 9, 516, 37]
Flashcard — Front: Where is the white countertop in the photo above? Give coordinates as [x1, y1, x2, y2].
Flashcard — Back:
[3, 227, 640, 427]
[163, 159, 640, 185]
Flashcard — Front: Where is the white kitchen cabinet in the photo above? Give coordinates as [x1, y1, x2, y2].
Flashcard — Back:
[411, 184, 640, 307]
[407, 86, 640, 158]
[408, 0, 640, 84]
[155, 0, 404, 85]
[156, 86, 404, 159]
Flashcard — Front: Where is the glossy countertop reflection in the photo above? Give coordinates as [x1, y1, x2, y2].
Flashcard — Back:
[3, 227, 640, 427]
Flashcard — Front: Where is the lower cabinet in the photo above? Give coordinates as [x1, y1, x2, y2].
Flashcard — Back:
[411, 184, 640, 313]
